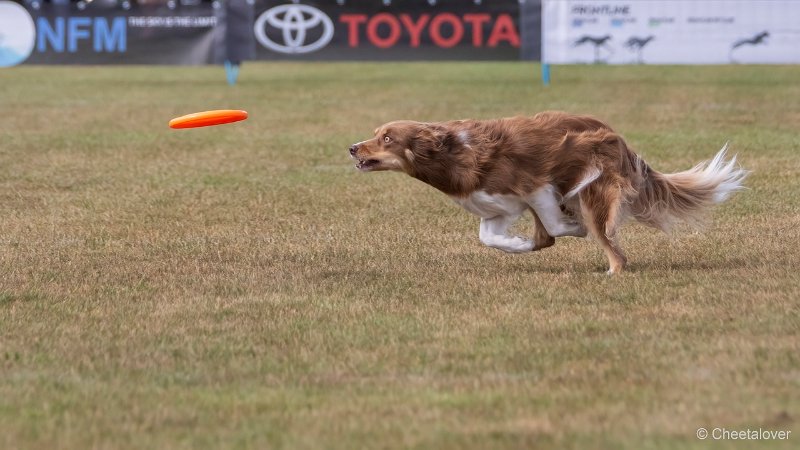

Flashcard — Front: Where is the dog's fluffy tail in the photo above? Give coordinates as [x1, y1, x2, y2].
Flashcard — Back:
[631, 143, 748, 231]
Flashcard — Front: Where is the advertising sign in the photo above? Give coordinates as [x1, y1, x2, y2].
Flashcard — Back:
[542, 0, 800, 64]
[2, 0, 522, 65]
[1, 1, 218, 66]
[252, 0, 522, 60]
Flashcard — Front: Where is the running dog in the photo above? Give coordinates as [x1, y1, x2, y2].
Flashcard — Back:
[349, 111, 747, 274]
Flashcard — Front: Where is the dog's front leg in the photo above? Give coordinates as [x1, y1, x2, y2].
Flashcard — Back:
[478, 215, 535, 253]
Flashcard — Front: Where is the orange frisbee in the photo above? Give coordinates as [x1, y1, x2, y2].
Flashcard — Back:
[169, 110, 248, 129]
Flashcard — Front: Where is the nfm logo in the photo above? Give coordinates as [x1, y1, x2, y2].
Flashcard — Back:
[0, 0, 126, 67]
[37, 16, 126, 53]
[254, 3, 334, 54]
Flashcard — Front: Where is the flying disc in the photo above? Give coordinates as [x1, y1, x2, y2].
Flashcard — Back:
[169, 110, 248, 129]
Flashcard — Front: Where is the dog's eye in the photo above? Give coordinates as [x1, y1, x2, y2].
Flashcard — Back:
[383, 135, 392, 143]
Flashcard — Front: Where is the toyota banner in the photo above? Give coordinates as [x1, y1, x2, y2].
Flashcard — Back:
[252, 0, 522, 61]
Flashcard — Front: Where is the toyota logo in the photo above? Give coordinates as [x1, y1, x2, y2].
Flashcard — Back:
[254, 4, 334, 54]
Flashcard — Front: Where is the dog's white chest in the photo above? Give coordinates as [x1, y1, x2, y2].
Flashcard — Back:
[450, 191, 528, 218]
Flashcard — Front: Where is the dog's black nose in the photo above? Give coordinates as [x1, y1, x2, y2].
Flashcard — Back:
[349, 144, 358, 156]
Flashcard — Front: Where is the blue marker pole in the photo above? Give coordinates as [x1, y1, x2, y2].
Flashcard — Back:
[542, 63, 551, 86]
[224, 60, 240, 86]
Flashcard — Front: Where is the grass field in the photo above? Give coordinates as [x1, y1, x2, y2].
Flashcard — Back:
[1, 63, 798, 449]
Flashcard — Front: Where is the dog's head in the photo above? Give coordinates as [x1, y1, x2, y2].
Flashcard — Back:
[349, 120, 456, 175]
[349, 120, 419, 173]
[349, 120, 478, 194]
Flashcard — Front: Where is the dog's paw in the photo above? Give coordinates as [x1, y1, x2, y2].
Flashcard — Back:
[484, 236, 534, 253]
[505, 236, 535, 253]
[532, 235, 556, 251]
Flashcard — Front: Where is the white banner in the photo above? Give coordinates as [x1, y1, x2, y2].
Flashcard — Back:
[542, 0, 800, 64]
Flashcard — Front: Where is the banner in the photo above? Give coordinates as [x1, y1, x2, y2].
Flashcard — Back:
[1, 1, 218, 66]
[252, 0, 521, 61]
[1, 0, 523, 65]
[214, 0, 256, 65]
[542, 0, 800, 64]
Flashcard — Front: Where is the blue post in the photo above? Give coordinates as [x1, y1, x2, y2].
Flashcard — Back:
[224, 60, 240, 86]
[542, 63, 551, 86]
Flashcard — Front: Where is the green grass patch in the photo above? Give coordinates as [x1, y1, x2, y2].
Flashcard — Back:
[1, 63, 798, 449]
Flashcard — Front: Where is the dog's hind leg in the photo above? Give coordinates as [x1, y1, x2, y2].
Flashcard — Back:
[579, 181, 627, 274]
[529, 208, 556, 251]
[479, 215, 535, 253]
[526, 185, 587, 238]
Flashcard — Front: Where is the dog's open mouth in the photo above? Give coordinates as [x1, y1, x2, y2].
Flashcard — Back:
[356, 159, 380, 171]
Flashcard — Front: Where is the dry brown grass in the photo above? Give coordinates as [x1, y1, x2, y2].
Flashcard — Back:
[1, 63, 798, 449]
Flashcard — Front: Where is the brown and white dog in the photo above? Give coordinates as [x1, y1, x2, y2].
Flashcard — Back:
[349, 111, 746, 274]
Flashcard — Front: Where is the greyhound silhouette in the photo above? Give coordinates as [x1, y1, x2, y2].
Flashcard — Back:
[573, 35, 613, 63]
[624, 36, 654, 64]
[730, 31, 769, 63]
[732, 31, 769, 49]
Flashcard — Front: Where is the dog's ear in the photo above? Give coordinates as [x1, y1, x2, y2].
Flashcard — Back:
[411, 125, 454, 157]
